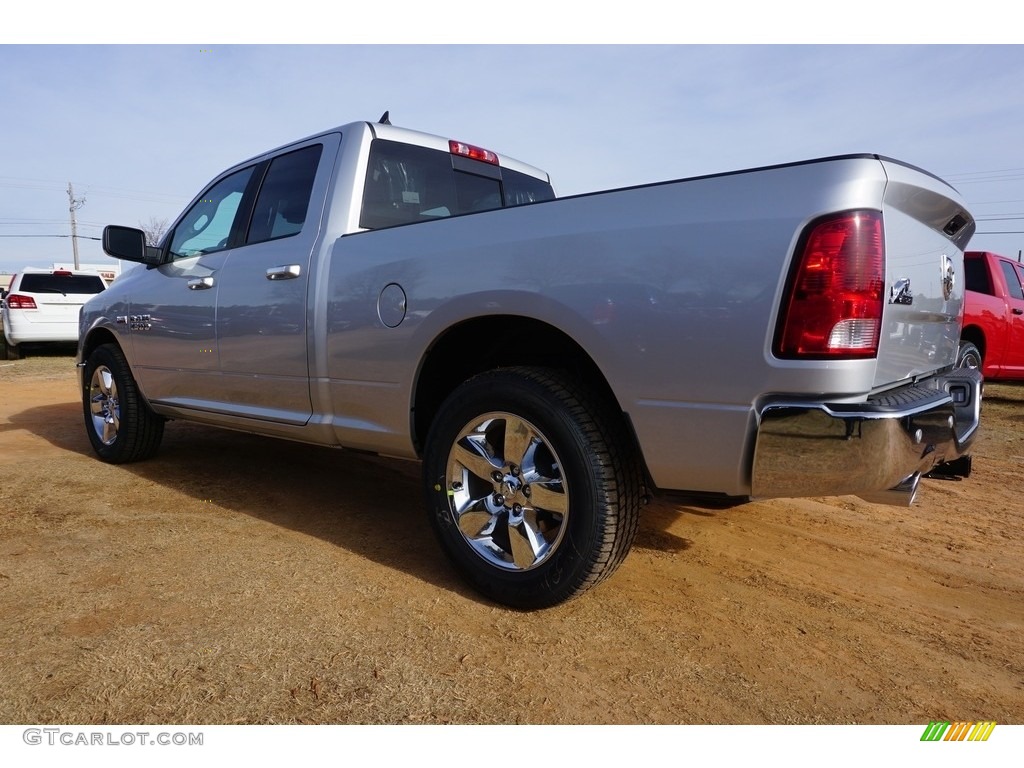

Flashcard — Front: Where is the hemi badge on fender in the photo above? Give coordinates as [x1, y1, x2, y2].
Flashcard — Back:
[116, 314, 152, 330]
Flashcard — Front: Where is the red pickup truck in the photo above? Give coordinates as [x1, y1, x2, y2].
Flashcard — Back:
[959, 250, 1024, 380]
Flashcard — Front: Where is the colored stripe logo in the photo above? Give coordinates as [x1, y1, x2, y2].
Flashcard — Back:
[921, 721, 996, 741]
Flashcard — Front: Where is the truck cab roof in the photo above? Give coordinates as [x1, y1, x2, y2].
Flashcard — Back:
[238, 119, 552, 187]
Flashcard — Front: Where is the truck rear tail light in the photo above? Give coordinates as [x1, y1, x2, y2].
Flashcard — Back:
[6, 293, 38, 310]
[449, 140, 499, 166]
[775, 210, 884, 359]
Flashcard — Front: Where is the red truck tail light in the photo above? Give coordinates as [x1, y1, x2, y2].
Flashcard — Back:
[775, 210, 884, 359]
[6, 293, 38, 310]
[449, 140, 499, 166]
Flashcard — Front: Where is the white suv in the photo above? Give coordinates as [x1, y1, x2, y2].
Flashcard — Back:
[2, 268, 107, 359]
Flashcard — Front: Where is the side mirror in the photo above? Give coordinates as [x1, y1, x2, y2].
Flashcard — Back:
[103, 225, 162, 265]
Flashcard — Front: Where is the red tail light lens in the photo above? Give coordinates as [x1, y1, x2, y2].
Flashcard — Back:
[6, 293, 38, 310]
[775, 210, 884, 359]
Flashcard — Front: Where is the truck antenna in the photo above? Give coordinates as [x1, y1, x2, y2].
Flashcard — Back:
[378, 111, 391, 125]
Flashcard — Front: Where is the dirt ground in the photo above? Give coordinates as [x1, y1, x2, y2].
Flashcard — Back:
[0, 351, 1021, 725]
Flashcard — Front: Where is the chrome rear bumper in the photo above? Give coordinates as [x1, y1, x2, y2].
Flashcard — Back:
[751, 368, 982, 507]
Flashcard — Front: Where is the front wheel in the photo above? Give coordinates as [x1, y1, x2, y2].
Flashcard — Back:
[82, 343, 165, 463]
[423, 367, 642, 609]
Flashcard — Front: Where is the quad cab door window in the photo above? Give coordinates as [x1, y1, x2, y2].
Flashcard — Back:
[247, 144, 322, 243]
[169, 167, 255, 259]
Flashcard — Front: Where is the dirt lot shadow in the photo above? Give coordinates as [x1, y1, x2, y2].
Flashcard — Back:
[4, 401, 485, 600]
[5, 400, 704, 602]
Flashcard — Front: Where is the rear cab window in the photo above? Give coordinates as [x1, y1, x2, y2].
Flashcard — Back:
[359, 139, 554, 230]
[964, 256, 994, 295]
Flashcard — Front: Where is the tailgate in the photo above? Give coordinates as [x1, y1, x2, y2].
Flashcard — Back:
[873, 160, 975, 388]
[26, 294, 87, 323]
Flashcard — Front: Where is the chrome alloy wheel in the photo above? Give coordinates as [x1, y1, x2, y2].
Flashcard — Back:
[444, 412, 569, 571]
[88, 365, 120, 446]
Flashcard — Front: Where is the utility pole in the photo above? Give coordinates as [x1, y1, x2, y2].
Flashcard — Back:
[67, 182, 86, 269]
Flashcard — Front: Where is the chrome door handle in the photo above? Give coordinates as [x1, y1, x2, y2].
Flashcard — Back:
[187, 277, 215, 290]
[266, 265, 301, 281]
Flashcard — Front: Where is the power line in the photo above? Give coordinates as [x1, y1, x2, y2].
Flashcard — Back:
[0, 220, 107, 230]
[944, 167, 1024, 181]
[969, 198, 1024, 206]
[0, 234, 101, 240]
[0, 218, 70, 224]
[0, 177, 188, 206]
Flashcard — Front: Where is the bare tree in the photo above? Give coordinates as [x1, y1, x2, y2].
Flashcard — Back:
[139, 216, 169, 247]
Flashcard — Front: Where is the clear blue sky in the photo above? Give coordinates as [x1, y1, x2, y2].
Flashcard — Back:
[3, 40, 1023, 274]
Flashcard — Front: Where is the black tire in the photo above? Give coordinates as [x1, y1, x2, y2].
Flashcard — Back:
[82, 343, 165, 463]
[4, 341, 20, 360]
[423, 367, 643, 609]
[956, 341, 982, 371]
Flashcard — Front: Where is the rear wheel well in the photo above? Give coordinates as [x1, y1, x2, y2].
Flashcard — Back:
[412, 316, 630, 456]
[960, 325, 985, 361]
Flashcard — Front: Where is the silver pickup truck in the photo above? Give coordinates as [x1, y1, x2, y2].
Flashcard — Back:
[79, 116, 982, 608]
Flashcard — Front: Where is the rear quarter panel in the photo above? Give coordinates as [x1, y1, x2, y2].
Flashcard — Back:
[318, 156, 913, 495]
